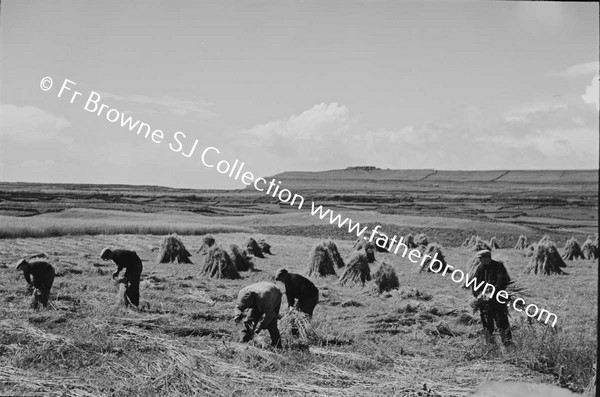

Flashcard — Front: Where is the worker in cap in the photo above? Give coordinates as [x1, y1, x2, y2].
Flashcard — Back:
[470, 249, 513, 346]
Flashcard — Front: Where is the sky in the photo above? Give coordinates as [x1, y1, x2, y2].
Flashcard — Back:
[1, 1, 598, 189]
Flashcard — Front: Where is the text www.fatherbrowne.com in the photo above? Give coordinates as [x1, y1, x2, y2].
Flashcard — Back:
[41, 76, 559, 328]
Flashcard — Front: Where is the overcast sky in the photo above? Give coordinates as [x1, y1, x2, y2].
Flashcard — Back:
[1, 1, 598, 189]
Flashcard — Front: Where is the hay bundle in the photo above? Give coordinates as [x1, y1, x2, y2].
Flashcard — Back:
[157, 234, 192, 264]
[524, 242, 567, 275]
[538, 235, 552, 245]
[488, 237, 500, 249]
[306, 244, 336, 277]
[30, 288, 43, 310]
[514, 235, 528, 250]
[372, 262, 399, 293]
[581, 236, 599, 260]
[473, 237, 491, 252]
[201, 245, 240, 279]
[279, 308, 322, 345]
[525, 243, 536, 257]
[196, 234, 215, 255]
[353, 239, 376, 263]
[115, 281, 129, 307]
[414, 233, 429, 247]
[364, 246, 375, 263]
[258, 239, 272, 255]
[467, 255, 483, 274]
[324, 241, 345, 268]
[339, 251, 371, 287]
[420, 243, 449, 273]
[405, 234, 418, 249]
[245, 237, 264, 258]
[561, 237, 584, 260]
[462, 235, 476, 248]
[227, 244, 253, 272]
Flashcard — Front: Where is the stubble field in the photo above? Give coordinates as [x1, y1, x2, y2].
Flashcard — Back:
[0, 171, 597, 396]
[0, 227, 596, 396]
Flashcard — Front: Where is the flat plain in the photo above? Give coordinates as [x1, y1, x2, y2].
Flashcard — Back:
[0, 168, 597, 396]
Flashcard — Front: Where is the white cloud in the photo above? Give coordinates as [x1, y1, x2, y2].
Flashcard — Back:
[0, 104, 72, 144]
[547, 61, 599, 78]
[581, 75, 599, 111]
[504, 103, 568, 123]
[233, 99, 599, 174]
[241, 102, 353, 141]
[98, 91, 215, 117]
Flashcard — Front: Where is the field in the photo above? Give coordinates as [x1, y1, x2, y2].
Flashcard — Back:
[0, 169, 597, 396]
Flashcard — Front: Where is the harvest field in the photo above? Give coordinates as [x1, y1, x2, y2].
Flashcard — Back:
[0, 170, 597, 397]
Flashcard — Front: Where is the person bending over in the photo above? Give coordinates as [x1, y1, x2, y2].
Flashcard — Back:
[16, 259, 55, 308]
[100, 248, 143, 307]
[234, 281, 282, 348]
[275, 268, 319, 317]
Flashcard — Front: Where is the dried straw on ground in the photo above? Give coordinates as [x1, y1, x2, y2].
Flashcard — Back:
[245, 237, 264, 258]
[258, 239, 272, 255]
[201, 245, 240, 279]
[524, 241, 567, 275]
[414, 233, 429, 247]
[324, 241, 345, 268]
[420, 243, 448, 273]
[405, 234, 418, 249]
[514, 235, 528, 250]
[562, 237, 584, 261]
[372, 262, 399, 294]
[581, 236, 599, 260]
[306, 243, 336, 277]
[157, 234, 192, 264]
[196, 235, 216, 255]
[488, 237, 500, 249]
[339, 251, 371, 287]
[227, 244, 253, 272]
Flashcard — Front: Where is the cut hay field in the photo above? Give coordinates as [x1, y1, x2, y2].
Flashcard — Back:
[0, 230, 596, 396]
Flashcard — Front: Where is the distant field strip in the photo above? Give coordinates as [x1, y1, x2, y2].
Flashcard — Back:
[310, 203, 368, 237]
[0, 212, 254, 239]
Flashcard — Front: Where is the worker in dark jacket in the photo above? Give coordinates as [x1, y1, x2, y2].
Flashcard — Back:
[275, 268, 319, 338]
[234, 282, 282, 348]
[16, 259, 55, 308]
[100, 248, 143, 307]
[470, 250, 512, 345]
[275, 268, 319, 316]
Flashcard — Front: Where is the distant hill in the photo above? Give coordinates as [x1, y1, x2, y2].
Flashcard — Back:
[269, 168, 598, 185]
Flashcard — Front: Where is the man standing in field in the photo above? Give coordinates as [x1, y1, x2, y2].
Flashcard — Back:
[471, 250, 513, 346]
[100, 248, 143, 307]
[16, 259, 55, 309]
[234, 281, 282, 348]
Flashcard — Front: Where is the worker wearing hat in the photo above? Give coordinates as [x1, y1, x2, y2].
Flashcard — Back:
[471, 249, 513, 346]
